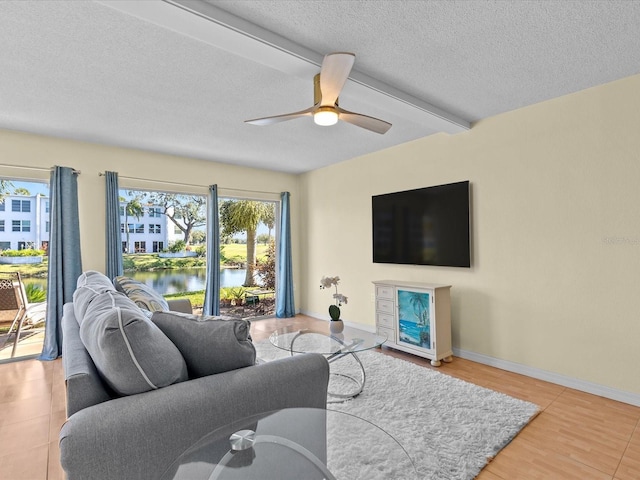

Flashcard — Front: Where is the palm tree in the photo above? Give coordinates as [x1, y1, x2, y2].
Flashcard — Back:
[408, 291, 430, 327]
[220, 200, 272, 286]
[121, 195, 144, 253]
[408, 291, 431, 347]
[262, 203, 276, 240]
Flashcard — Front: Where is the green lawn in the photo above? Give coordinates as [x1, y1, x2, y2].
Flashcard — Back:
[221, 243, 269, 264]
[122, 244, 267, 272]
[0, 258, 48, 277]
[165, 286, 269, 309]
[165, 289, 205, 308]
[0, 243, 267, 276]
[122, 253, 206, 272]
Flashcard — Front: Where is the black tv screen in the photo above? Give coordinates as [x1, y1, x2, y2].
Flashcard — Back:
[372, 181, 470, 267]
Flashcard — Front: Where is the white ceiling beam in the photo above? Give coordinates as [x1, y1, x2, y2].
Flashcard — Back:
[96, 0, 470, 134]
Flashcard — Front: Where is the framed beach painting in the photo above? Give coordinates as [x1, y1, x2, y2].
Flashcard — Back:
[397, 288, 433, 351]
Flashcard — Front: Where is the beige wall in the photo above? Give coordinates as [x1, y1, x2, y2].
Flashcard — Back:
[300, 74, 640, 395]
[0, 130, 301, 301]
[2, 73, 639, 397]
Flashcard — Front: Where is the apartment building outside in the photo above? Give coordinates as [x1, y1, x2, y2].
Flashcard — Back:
[0, 194, 182, 253]
[119, 203, 183, 254]
[0, 193, 49, 251]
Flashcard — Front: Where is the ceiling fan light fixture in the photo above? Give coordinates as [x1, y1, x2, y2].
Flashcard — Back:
[313, 107, 339, 126]
[246, 52, 391, 133]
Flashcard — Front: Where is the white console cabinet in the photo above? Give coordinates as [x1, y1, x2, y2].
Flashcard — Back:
[373, 280, 453, 366]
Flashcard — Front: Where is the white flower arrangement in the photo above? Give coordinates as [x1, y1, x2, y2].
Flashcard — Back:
[319, 275, 348, 306]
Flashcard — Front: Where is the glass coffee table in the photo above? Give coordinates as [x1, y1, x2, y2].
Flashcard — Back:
[270, 325, 386, 401]
[160, 408, 416, 480]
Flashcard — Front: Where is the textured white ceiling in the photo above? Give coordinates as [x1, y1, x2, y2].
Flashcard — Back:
[1, 0, 640, 173]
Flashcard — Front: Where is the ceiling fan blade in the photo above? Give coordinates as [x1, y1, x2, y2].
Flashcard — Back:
[337, 107, 392, 134]
[245, 106, 316, 126]
[319, 52, 355, 107]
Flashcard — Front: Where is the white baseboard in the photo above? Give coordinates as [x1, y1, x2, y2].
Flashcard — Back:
[296, 311, 640, 407]
[453, 348, 640, 408]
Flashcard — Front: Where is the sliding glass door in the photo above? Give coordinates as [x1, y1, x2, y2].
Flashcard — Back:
[0, 178, 49, 362]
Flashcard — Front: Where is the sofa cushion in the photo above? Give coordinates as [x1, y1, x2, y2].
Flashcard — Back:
[113, 276, 169, 312]
[151, 311, 256, 378]
[80, 290, 188, 396]
[73, 270, 117, 325]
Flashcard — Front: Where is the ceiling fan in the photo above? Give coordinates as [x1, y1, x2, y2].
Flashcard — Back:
[245, 52, 392, 134]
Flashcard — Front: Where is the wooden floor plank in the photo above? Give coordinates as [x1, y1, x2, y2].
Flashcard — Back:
[1, 313, 639, 480]
[615, 422, 640, 480]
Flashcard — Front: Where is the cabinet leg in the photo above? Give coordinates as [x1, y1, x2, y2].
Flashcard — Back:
[430, 359, 441, 367]
[443, 356, 453, 363]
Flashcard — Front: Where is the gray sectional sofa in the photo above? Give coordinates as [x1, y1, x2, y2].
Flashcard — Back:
[59, 271, 330, 480]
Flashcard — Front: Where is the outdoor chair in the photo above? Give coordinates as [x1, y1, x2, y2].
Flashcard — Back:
[244, 292, 260, 315]
[0, 272, 29, 358]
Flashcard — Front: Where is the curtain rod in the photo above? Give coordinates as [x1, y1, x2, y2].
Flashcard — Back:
[98, 172, 282, 196]
[0, 163, 81, 174]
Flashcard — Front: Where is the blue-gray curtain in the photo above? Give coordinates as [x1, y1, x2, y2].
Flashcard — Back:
[40, 166, 83, 360]
[276, 191, 295, 317]
[203, 184, 220, 316]
[105, 171, 123, 280]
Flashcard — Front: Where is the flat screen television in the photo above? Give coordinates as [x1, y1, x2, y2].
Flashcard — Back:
[372, 181, 470, 267]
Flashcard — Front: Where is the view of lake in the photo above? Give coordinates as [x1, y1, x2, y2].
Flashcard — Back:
[23, 268, 248, 296]
[130, 268, 247, 295]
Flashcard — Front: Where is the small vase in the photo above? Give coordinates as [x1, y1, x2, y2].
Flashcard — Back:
[330, 320, 344, 334]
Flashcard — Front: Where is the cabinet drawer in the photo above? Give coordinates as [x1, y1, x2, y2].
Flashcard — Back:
[376, 299, 394, 314]
[376, 285, 395, 300]
[377, 326, 395, 343]
[376, 313, 394, 329]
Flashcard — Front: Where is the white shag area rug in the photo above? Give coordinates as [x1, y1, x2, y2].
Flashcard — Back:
[255, 340, 539, 480]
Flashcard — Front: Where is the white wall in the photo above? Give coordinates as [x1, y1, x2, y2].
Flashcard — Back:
[300, 74, 640, 396]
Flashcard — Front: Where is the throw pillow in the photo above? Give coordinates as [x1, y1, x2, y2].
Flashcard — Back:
[151, 311, 256, 378]
[80, 290, 188, 396]
[113, 276, 169, 312]
[73, 270, 117, 325]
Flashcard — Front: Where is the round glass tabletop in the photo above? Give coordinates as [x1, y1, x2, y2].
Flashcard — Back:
[160, 408, 417, 480]
[269, 325, 387, 355]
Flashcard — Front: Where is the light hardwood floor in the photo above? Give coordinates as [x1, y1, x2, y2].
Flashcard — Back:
[1, 314, 639, 479]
